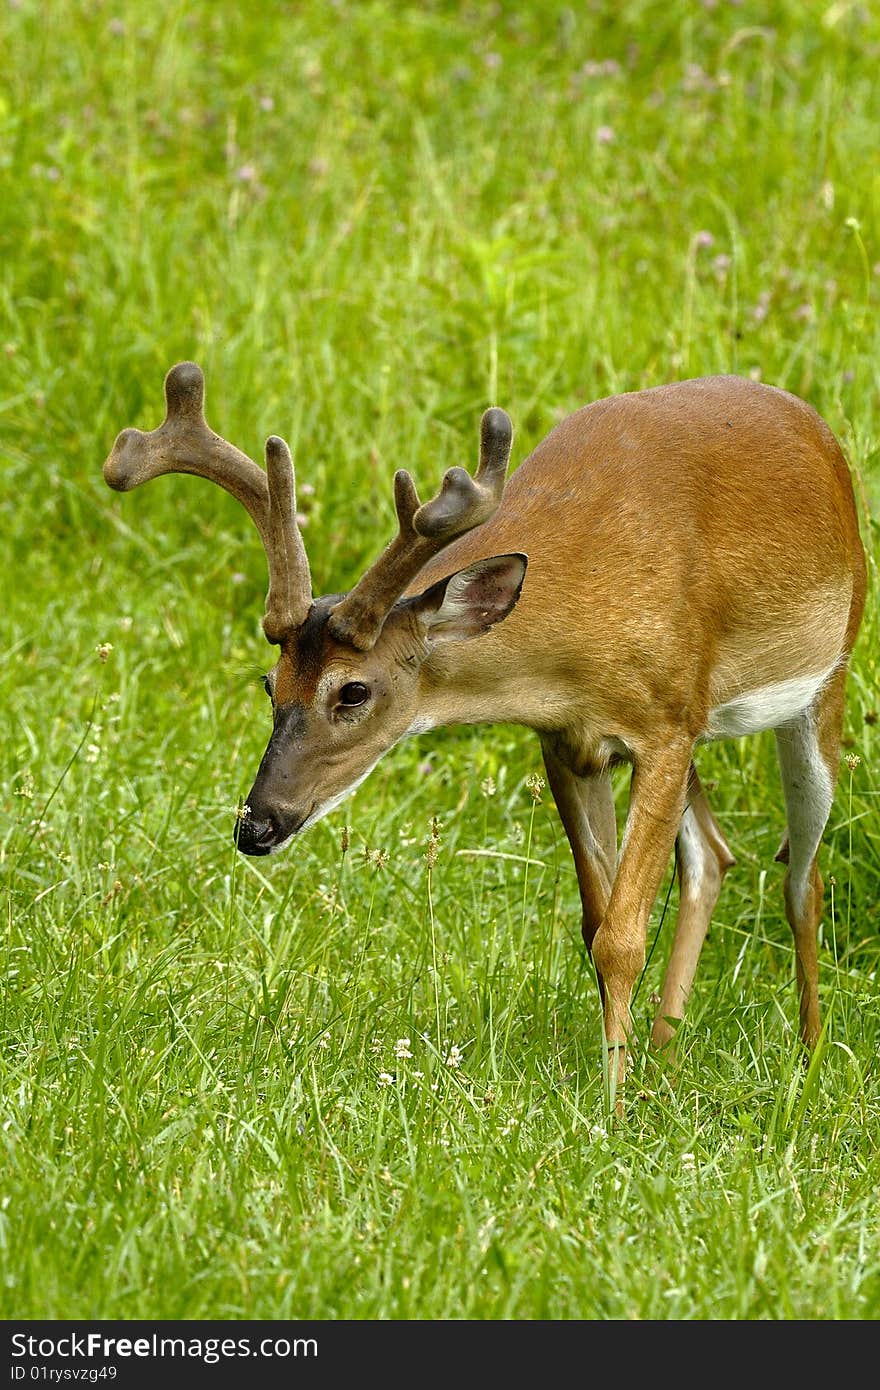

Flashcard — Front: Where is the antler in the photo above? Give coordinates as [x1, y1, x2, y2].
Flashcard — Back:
[103, 363, 312, 643]
[328, 407, 514, 650]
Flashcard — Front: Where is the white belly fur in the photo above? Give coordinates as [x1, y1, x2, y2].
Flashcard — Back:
[705, 663, 838, 740]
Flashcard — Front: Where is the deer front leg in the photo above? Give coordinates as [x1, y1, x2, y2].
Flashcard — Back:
[540, 738, 616, 969]
[591, 741, 692, 1104]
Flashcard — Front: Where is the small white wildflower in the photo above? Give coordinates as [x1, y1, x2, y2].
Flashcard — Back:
[445, 1045, 463, 1070]
[412, 1070, 425, 1080]
[318, 1035, 330, 1049]
[681, 1152, 697, 1172]
[845, 753, 861, 771]
[95, 642, 113, 663]
[369, 1037, 383, 1055]
[235, 804, 251, 820]
[395, 1038, 413, 1060]
[481, 776, 497, 797]
[377, 1072, 394, 1088]
[85, 744, 101, 763]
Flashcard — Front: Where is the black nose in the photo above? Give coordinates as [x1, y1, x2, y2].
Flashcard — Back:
[234, 811, 279, 856]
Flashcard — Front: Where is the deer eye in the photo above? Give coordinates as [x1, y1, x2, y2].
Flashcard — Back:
[338, 681, 370, 707]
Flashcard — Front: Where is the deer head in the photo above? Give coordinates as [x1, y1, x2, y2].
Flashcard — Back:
[103, 364, 526, 855]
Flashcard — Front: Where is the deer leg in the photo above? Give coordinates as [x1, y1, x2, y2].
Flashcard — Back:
[774, 666, 846, 1048]
[651, 764, 736, 1050]
[590, 741, 692, 1100]
[541, 740, 616, 988]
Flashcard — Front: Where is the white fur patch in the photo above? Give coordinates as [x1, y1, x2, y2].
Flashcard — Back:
[676, 805, 707, 894]
[405, 715, 437, 736]
[706, 665, 838, 740]
[775, 714, 834, 919]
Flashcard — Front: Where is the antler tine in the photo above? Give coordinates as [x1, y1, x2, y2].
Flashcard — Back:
[413, 406, 513, 539]
[263, 435, 313, 643]
[328, 407, 514, 651]
[103, 363, 273, 548]
[103, 363, 313, 642]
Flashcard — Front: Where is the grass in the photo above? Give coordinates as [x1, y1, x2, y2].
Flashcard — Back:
[1, 0, 879, 1320]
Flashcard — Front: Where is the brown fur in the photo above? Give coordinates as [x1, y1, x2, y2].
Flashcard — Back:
[414, 378, 865, 749]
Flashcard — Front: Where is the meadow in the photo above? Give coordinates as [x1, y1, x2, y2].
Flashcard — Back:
[1, 0, 878, 1319]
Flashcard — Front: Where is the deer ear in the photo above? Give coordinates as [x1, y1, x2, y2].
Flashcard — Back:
[411, 553, 527, 643]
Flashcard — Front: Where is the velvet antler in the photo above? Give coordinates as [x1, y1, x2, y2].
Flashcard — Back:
[328, 407, 514, 650]
[103, 363, 312, 642]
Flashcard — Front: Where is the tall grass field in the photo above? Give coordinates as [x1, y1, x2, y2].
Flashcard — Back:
[1, 0, 878, 1319]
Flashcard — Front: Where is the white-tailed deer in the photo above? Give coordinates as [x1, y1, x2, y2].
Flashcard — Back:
[104, 364, 866, 1087]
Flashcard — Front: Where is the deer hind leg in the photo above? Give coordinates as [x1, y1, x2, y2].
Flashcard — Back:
[651, 764, 736, 1051]
[541, 739, 617, 975]
[774, 665, 846, 1048]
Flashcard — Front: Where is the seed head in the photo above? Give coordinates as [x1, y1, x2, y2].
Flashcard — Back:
[424, 816, 442, 870]
[526, 773, 546, 802]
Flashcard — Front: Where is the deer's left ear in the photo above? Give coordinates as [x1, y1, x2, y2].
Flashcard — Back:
[410, 553, 528, 643]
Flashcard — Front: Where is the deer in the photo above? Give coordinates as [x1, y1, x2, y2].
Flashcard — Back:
[103, 362, 866, 1096]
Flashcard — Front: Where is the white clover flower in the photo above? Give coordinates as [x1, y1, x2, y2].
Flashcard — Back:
[445, 1045, 463, 1070]
[377, 1072, 394, 1088]
[395, 1038, 413, 1060]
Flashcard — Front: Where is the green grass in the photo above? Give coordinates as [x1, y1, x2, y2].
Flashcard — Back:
[1, 0, 879, 1320]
